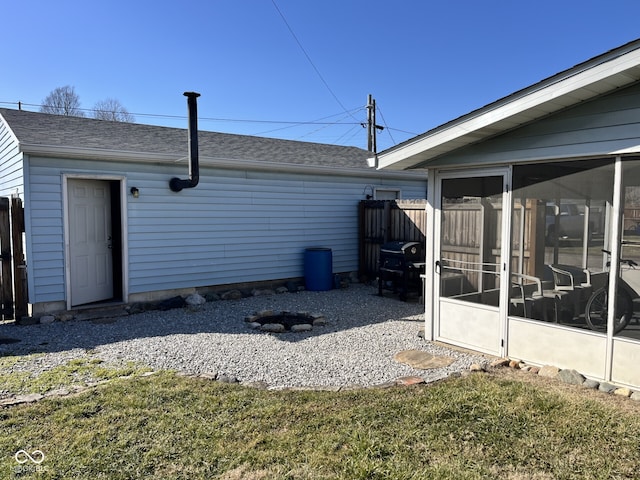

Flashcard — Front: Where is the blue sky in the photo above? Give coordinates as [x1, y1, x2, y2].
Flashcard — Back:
[2, 0, 640, 152]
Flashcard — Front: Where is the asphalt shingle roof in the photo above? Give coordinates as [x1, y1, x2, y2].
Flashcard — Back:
[0, 108, 371, 169]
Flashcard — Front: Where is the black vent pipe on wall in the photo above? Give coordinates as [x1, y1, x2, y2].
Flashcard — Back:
[170, 91, 201, 192]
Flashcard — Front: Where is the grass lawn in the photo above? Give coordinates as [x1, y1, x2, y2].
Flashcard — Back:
[2, 366, 640, 479]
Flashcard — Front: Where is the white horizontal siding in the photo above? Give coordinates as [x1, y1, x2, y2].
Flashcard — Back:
[126, 168, 362, 293]
[434, 81, 640, 167]
[24, 162, 65, 303]
[27, 157, 426, 303]
[0, 120, 24, 197]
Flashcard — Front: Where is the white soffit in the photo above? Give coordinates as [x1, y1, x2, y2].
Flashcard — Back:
[378, 43, 640, 170]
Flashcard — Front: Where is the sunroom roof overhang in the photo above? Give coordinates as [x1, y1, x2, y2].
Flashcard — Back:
[378, 40, 640, 171]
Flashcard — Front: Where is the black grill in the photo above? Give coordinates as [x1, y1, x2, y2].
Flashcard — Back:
[378, 241, 425, 300]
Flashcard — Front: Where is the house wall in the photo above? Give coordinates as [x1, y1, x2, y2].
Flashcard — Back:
[0, 118, 24, 197]
[25, 156, 426, 308]
[428, 81, 640, 167]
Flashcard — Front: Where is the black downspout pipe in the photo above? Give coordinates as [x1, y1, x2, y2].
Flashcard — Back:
[169, 91, 201, 192]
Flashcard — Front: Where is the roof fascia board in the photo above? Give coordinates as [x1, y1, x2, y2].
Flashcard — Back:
[19, 143, 423, 180]
[0, 111, 21, 147]
[378, 45, 640, 170]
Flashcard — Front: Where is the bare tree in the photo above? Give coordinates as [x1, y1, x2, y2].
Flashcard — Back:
[40, 86, 85, 116]
[93, 98, 135, 122]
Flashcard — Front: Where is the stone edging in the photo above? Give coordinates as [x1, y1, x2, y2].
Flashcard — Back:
[3, 358, 639, 408]
[487, 358, 640, 401]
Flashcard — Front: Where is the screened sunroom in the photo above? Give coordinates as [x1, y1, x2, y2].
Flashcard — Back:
[376, 39, 640, 389]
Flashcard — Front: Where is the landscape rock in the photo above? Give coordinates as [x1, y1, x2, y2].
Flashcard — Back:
[221, 290, 243, 301]
[312, 317, 328, 327]
[276, 287, 288, 294]
[260, 323, 286, 333]
[185, 294, 206, 307]
[57, 313, 74, 322]
[538, 365, 560, 378]
[290, 324, 313, 333]
[199, 372, 218, 380]
[217, 374, 238, 384]
[582, 379, 600, 389]
[558, 369, 585, 386]
[490, 358, 510, 368]
[631, 391, 640, 401]
[469, 363, 485, 372]
[204, 292, 221, 302]
[509, 360, 522, 369]
[247, 322, 262, 330]
[396, 376, 425, 386]
[39, 315, 55, 325]
[598, 382, 617, 393]
[614, 387, 632, 397]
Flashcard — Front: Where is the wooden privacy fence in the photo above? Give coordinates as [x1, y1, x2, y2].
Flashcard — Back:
[0, 197, 27, 320]
[358, 200, 427, 278]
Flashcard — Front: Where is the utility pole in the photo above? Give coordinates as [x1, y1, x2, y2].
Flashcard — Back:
[367, 94, 375, 153]
[366, 94, 384, 154]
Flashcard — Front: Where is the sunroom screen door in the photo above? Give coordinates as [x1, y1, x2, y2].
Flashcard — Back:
[434, 171, 509, 355]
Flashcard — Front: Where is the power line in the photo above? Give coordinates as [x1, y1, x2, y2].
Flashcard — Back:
[0, 99, 413, 148]
[270, 0, 358, 122]
[333, 123, 363, 145]
[386, 126, 420, 136]
[375, 105, 397, 146]
[295, 111, 357, 141]
[0, 101, 362, 128]
[253, 106, 363, 136]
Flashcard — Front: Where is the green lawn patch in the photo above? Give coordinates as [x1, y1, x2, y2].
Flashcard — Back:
[1, 371, 639, 479]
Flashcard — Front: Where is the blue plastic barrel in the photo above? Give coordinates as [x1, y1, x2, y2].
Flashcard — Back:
[304, 247, 333, 291]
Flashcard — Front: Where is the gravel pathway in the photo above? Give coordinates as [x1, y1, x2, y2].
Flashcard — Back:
[0, 284, 489, 390]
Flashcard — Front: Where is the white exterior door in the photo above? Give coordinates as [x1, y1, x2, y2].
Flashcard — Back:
[68, 179, 114, 306]
[433, 169, 511, 356]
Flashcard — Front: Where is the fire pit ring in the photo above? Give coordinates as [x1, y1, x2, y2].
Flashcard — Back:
[244, 310, 327, 333]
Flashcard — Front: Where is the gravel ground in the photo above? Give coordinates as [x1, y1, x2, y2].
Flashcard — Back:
[0, 284, 490, 390]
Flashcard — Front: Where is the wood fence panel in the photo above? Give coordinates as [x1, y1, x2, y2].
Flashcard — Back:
[11, 197, 27, 320]
[359, 200, 427, 278]
[0, 198, 13, 319]
[0, 197, 27, 321]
